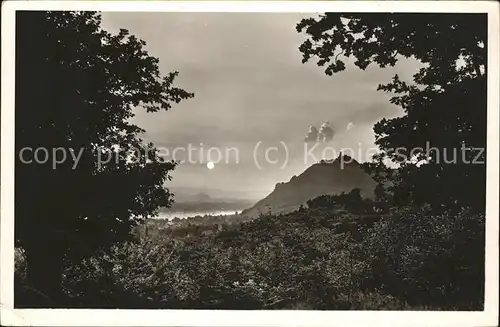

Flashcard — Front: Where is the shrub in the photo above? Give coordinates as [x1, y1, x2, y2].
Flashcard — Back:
[358, 206, 485, 310]
[15, 203, 484, 310]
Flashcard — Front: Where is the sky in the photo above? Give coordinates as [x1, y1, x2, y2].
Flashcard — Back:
[100, 12, 422, 200]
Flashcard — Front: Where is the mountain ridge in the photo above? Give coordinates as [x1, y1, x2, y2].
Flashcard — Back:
[241, 153, 377, 217]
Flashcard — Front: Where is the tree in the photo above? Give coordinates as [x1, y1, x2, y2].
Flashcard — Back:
[297, 13, 487, 211]
[15, 11, 193, 306]
[306, 189, 375, 214]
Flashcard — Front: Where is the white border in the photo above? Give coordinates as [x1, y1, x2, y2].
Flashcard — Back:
[1, 1, 499, 326]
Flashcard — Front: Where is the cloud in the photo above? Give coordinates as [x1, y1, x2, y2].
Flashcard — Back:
[304, 125, 319, 143]
[318, 121, 335, 142]
[304, 121, 335, 143]
[100, 12, 420, 195]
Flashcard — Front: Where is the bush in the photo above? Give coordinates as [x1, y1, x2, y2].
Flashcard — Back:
[15, 204, 484, 310]
[63, 239, 181, 308]
[62, 237, 266, 309]
[358, 206, 485, 310]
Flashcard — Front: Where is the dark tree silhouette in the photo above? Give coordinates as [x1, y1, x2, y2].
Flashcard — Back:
[306, 189, 375, 214]
[297, 13, 487, 211]
[15, 11, 193, 306]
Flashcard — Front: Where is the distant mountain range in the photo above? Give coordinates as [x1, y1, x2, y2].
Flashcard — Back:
[241, 154, 377, 218]
[165, 189, 255, 213]
[168, 186, 262, 202]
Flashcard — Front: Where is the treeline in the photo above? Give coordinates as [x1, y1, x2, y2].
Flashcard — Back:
[133, 212, 253, 239]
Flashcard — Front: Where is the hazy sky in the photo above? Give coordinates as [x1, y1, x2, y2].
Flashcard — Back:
[100, 12, 421, 199]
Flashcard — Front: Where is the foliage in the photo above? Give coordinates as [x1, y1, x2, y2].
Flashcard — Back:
[358, 206, 485, 310]
[15, 11, 193, 305]
[15, 201, 484, 310]
[297, 13, 487, 212]
[306, 188, 376, 214]
[14, 12, 486, 311]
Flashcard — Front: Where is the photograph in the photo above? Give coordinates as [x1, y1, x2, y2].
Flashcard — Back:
[1, 1, 498, 326]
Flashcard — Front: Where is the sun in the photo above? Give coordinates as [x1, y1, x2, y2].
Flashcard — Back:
[206, 161, 215, 170]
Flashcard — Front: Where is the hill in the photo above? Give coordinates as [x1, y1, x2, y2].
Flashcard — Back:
[241, 153, 377, 217]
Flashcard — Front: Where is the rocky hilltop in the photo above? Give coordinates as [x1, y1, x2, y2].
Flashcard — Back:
[241, 154, 376, 217]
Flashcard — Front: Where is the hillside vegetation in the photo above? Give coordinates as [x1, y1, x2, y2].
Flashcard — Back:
[15, 190, 484, 309]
